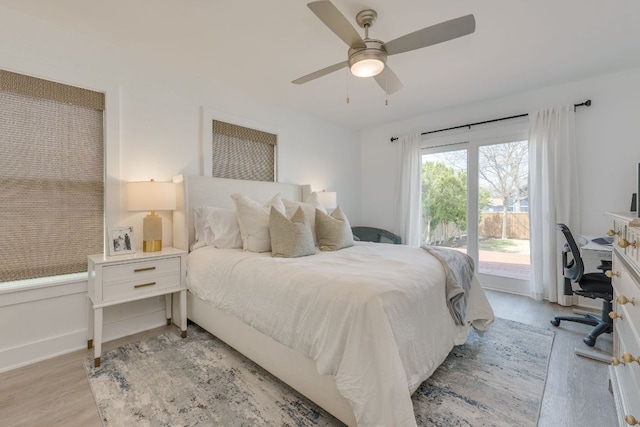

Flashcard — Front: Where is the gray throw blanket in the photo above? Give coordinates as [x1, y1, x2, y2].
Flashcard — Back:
[421, 245, 475, 326]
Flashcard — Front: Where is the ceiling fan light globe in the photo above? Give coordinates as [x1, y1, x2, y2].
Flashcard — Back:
[350, 58, 385, 77]
[348, 42, 387, 78]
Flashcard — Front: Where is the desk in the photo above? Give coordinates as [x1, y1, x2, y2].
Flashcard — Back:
[580, 236, 612, 273]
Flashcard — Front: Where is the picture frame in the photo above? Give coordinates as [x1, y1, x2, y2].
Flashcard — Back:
[109, 226, 136, 256]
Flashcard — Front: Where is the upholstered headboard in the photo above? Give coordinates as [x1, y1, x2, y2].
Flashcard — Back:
[172, 175, 311, 252]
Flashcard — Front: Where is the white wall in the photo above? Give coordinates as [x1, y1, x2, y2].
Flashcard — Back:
[360, 66, 640, 238]
[0, 6, 360, 372]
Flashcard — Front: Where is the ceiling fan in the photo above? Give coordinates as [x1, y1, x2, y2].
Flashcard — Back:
[292, 1, 476, 94]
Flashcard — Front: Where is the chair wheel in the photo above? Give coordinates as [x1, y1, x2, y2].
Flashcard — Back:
[550, 319, 560, 327]
[583, 336, 596, 346]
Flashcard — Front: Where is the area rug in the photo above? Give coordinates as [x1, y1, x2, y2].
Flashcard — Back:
[84, 318, 554, 426]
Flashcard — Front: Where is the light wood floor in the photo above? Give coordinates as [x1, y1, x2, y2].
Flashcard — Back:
[0, 290, 616, 427]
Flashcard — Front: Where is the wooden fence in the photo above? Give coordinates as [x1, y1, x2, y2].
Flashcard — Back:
[479, 212, 529, 239]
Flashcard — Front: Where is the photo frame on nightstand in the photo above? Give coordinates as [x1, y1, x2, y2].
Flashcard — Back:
[108, 226, 135, 256]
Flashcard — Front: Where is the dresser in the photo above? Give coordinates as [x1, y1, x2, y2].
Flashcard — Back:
[606, 212, 640, 426]
[87, 247, 187, 367]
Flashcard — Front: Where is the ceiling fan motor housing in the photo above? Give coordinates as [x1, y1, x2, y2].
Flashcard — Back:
[348, 39, 387, 76]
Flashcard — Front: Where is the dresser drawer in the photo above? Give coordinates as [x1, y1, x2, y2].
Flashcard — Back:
[612, 218, 627, 246]
[612, 313, 640, 423]
[627, 227, 640, 265]
[102, 257, 180, 283]
[612, 254, 640, 335]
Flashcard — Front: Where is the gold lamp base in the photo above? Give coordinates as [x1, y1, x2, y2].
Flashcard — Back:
[143, 212, 163, 252]
[143, 240, 163, 252]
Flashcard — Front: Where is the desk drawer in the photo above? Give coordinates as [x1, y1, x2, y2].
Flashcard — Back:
[103, 257, 180, 283]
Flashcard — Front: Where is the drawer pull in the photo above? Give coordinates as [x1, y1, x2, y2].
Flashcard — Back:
[607, 229, 620, 237]
[605, 270, 619, 278]
[616, 295, 637, 306]
[625, 414, 640, 425]
[134, 266, 157, 273]
[618, 238, 637, 249]
[611, 357, 624, 366]
[622, 352, 640, 364]
[134, 282, 157, 289]
[609, 311, 623, 320]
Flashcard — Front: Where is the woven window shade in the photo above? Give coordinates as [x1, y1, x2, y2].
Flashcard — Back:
[0, 72, 104, 283]
[212, 120, 276, 182]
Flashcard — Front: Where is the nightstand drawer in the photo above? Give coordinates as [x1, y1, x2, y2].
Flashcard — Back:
[102, 257, 180, 283]
[103, 271, 181, 302]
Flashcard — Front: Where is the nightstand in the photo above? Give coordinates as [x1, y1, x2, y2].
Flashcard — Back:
[87, 247, 187, 367]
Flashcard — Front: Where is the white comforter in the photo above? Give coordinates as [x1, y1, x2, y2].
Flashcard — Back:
[187, 242, 494, 426]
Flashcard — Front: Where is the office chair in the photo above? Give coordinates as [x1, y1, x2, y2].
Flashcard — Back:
[550, 223, 613, 346]
[351, 227, 402, 244]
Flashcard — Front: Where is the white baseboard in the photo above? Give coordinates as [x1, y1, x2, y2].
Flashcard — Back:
[0, 329, 86, 373]
[0, 309, 167, 373]
[0, 278, 169, 373]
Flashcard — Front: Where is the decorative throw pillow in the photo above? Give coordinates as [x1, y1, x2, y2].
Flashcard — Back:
[282, 195, 327, 245]
[315, 206, 354, 251]
[269, 206, 316, 258]
[207, 208, 242, 249]
[231, 193, 285, 253]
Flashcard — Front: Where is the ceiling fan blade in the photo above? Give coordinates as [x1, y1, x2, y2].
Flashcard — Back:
[373, 66, 403, 94]
[384, 14, 475, 56]
[307, 1, 364, 48]
[292, 61, 349, 85]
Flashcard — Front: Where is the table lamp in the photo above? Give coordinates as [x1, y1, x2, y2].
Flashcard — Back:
[317, 191, 337, 211]
[127, 179, 176, 252]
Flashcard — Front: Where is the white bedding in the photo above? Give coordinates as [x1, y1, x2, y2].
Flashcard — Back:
[187, 241, 494, 426]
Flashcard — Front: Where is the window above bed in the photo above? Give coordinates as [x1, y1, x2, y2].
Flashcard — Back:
[211, 120, 276, 182]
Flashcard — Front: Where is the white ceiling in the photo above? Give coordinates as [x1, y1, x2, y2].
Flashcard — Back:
[2, 0, 640, 130]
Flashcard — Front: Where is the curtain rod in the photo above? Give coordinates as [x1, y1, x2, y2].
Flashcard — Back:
[390, 99, 592, 142]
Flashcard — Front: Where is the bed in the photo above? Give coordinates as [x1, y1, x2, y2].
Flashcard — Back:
[172, 174, 495, 427]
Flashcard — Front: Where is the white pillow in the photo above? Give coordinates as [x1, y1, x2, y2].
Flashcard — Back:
[231, 193, 285, 253]
[192, 206, 217, 250]
[316, 206, 354, 251]
[282, 196, 326, 245]
[269, 206, 316, 258]
[207, 208, 242, 249]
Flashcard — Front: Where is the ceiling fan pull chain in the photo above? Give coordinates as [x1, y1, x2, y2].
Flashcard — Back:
[346, 69, 350, 104]
[385, 74, 389, 106]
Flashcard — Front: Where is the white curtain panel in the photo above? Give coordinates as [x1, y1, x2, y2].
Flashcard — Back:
[528, 105, 579, 304]
[394, 133, 422, 247]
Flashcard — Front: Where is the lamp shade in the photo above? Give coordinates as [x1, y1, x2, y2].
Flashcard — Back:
[127, 180, 176, 252]
[127, 181, 176, 212]
[317, 191, 337, 210]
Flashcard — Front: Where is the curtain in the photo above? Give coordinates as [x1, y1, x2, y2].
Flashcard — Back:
[528, 105, 579, 304]
[394, 133, 422, 246]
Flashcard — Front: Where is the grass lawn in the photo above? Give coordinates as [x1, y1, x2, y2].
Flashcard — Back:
[479, 238, 529, 253]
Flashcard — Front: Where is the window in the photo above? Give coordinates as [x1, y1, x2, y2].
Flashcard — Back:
[0, 70, 104, 283]
[421, 119, 530, 294]
[211, 120, 276, 182]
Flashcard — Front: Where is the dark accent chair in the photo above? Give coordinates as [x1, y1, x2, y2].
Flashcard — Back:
[550, 223, 613, 346]
[351, 227, 402, 244]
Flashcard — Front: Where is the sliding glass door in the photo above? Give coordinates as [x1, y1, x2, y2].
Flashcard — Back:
[421, 127, 530, 294]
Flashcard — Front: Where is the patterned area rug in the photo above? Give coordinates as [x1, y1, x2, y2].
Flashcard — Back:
[85, 318, 554, 426]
